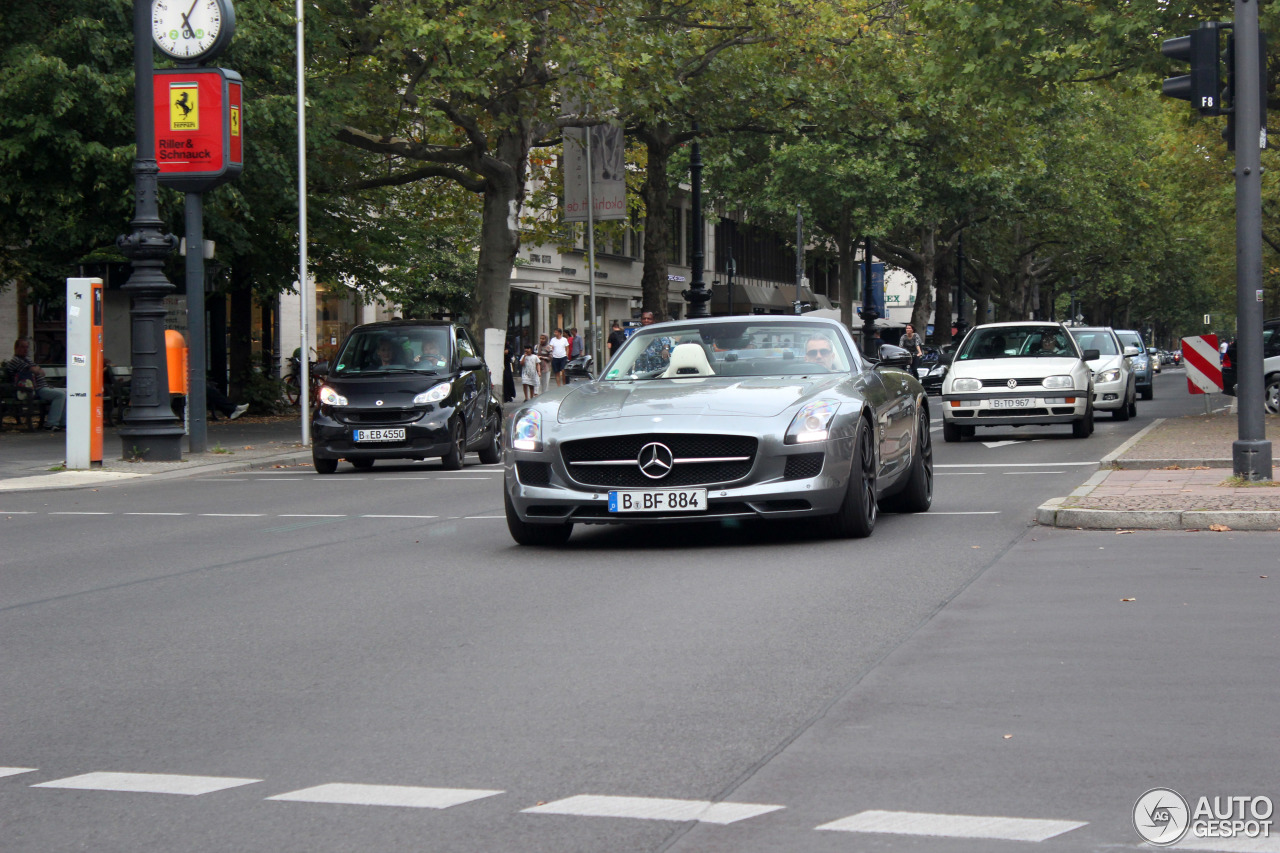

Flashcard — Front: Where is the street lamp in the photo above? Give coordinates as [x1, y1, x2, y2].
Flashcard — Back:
[682, 123, 711, 318]
[116, 0, 185, 461]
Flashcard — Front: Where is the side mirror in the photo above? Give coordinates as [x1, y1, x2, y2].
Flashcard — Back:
[459, 356, 486, 371]
[313, 361, 329, 377]
[877, 344, 913, 370]
[1082, 349, 1100, 362]
[1123, 345, 1140, 357]
[939, 351, 955, 365]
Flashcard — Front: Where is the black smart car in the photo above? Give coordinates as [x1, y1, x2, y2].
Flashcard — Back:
[311, 320, 503, 473]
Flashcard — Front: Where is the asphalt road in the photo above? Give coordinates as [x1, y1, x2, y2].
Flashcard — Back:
[6, 367, 1276, 853]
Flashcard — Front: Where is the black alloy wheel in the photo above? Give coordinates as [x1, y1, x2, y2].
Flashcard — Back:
[350, 459, 375, 470]
[478, 414, 502, 464]
[824, 416, 878, 538]
[504, 490, 573, 546]
[883, 406, 933, 514]
[313, 454, 337, 474]
[440, 418, 466, 470]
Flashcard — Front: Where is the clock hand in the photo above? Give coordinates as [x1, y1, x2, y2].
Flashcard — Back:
[180, 0, 200, 38]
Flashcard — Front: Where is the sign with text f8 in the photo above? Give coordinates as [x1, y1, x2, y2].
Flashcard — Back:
[153, 67, 243, 192]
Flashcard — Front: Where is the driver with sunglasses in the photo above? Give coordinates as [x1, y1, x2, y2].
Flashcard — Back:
[804, 335, 837, 370]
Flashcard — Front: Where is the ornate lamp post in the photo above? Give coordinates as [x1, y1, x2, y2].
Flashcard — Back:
[116, 0, 184, 460]
[682, 123, 711, 318]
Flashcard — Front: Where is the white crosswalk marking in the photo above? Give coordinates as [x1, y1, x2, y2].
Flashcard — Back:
[268, 783, 503, 809]
[33, 772, 261, 796]
[815, 810, 1086, 842]
[522, 794, 784, 825]
[0, 767, 36, 778]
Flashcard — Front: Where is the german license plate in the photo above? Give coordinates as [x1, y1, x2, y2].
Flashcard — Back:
[353, 428, 406, 442]
[990, 398, 1032, 409]
[609, 488, 707, 513]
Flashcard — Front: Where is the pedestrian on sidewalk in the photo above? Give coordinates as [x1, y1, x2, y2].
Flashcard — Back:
[519, 346, 540, 400]
[536, 334, 552, 394]
[549, 329, 569, 387]
[4, 339, 65, 430]
[206, 383, 249, 420]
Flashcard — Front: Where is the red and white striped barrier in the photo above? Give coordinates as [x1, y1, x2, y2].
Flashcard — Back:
[1181, 334, 1222, 394]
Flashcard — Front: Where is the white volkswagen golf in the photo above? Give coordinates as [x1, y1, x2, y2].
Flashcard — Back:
[940, 322, 1097, 442]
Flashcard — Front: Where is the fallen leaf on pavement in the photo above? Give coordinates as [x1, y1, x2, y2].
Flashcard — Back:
[1209, 523, 1231, 531]
[1003, 734, 1013, 739]
[1115, 529, 1134, 534]
[1121, 598, 1136, 602]
[1262, 576, 1269, 579]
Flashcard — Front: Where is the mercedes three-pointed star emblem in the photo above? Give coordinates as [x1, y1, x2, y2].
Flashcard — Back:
[637, 442, 675, 479]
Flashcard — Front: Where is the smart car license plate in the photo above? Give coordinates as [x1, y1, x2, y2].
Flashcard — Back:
[609, 488, 707, 513]
[353, 428, 406, 442]
[990, 398, 1032, 409]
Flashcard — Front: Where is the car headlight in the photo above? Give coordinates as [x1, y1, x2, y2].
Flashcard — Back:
[786, 399, 840, 444]
[317, 385, 348, 406]
[928, 364, 948, 376]
[1042, 375, 1074, 390]
[512, 410, 542, 451]
[1094, 368, 1121, 383]
[951, 377, 981, 392]
[413, 382, 452, 405]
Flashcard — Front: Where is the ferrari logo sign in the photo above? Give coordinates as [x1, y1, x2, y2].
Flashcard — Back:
[229, 105, 240, 136]
[169, 82, 199, 131]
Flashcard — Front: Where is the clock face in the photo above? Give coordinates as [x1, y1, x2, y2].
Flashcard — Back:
[152, 0, 232, 61]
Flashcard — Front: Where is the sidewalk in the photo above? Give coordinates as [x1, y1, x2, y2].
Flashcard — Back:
[1036, 404, 1280, 531]
[0, 415, 312, 491]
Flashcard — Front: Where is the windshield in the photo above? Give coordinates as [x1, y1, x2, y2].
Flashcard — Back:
[956, 326, 1071, 360]
[332, 327, 451, 376]
[1070, 329, 1120, 356]
[603, 322, 854, 379]
[1116, 331, 1144, 351]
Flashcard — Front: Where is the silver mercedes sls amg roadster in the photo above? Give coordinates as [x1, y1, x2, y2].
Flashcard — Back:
[503, 315, 933, 545]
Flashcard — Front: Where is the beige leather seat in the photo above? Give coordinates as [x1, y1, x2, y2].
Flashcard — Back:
[660, 343, 716, 377]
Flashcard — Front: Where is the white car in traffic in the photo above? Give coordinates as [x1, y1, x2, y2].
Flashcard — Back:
[1069, 327, 1138, 421]
[940, 322, 1097, 442]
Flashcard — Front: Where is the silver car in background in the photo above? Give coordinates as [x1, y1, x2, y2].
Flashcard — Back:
[1069, 327, 1138, 421]
[502, 316, 933, 545]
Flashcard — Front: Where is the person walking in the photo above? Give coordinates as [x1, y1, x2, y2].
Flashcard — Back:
[519, 345, 540, 400]
[900, 323, 925, 374]
[608, 321, 626, 359]
[549, 329, 570, 387]
[535, 334, 552, 394]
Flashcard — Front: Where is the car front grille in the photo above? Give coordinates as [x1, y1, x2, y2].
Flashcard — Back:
[561, 434, 757, 489]
[980, 378, 1045, 388]
[339, 410, 420, 425]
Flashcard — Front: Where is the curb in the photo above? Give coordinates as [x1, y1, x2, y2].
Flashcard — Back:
[1035, 500, 1280, 531]
[0, 449, 313, 492]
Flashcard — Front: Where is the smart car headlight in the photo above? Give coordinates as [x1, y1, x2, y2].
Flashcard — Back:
[1094, 368, 1121, 383]
[413, 382, 452, 405]
[1043, 374, 1074, 390]
[318, 385, 348, 406]
[512, 410, 542, 451]
[787, 399, 840, 444]
[951, 377, 981, 392]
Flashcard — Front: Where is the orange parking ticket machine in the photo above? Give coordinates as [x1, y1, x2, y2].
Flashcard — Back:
[65, 277, 104, 468]
[165, 329, 190, 431]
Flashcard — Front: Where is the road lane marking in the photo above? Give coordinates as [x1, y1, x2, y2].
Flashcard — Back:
[464, 516, 504, 519]
[268, 783, 503, 809]
[0, 511, 38, 514]
[926, 511, 1001, 515]
[522, 794, 784, 825]
[1002, 471, 1064, 475]
[936, 472, 985, 476]
[33, 772, 260, 796]
[0, 767, 36, 778]
[277, 514, 347, 518]
[200, 513, 265, 517]
[49, 511, 112, 515]
[125, 512, 189, 516]
[936, 462, 1100, 468]
[360, 514, 438, 519]
[815, 810, 1085, 842]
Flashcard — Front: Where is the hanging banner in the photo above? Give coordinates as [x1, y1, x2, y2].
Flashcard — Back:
[562, 98, 626, 222]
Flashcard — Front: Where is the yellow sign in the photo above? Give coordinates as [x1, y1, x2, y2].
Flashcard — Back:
[169, 83, 199, 131]
[230, 106, 240, 136]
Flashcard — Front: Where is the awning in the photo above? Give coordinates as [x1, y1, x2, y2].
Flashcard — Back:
[709, 283, 793, 313]
[510, 283, 575, 300]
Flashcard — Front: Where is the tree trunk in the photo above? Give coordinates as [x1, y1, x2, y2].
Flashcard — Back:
[909, 227, 936, 333]
[472, 127, 533, 339]
[638, 124, 675, 320]
[933, 258, 953, 345]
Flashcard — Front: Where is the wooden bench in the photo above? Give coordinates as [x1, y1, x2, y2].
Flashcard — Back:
[0, 381, 50, 431]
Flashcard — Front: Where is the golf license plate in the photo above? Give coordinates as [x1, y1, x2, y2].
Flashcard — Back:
[353, 428, 406, 442]
[990, 398, 1032, 409]
[609, 488, 707, 513]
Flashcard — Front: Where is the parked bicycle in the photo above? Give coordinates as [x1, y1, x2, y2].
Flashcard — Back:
[282, 353, 323, 408]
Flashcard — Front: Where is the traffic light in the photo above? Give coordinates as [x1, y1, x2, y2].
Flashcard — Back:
[1162, 25, 1224, 115]
[1221, 30, 1268, 151]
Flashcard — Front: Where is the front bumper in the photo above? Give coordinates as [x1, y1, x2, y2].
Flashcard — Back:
[504, 430, 855, 526]
[941, 391, 1089, 427]
[312, 405, 456, 460]
[1091, 378, 1127, 411]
